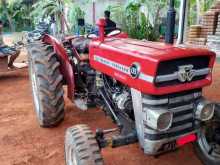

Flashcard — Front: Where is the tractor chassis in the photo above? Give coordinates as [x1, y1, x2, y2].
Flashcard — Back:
[95, 88, 138, 149]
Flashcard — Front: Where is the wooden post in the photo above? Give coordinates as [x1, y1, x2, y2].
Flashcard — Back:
[93, 2, 96, 25]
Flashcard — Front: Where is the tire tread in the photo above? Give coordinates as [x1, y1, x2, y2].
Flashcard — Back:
[28, 42, 65, 127]
[65, 124, 104, 165]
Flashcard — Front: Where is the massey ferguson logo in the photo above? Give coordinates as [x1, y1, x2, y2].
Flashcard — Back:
[177, 65, 195, 82]
[130, 62, 141, 79]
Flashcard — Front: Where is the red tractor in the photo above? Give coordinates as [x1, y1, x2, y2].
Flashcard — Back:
[27, 18, 220, 165]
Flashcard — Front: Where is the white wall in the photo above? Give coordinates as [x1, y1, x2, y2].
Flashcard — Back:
[75, 0, 126, 25]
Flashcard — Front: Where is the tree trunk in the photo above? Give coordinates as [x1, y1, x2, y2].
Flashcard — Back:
[63, 15, 70, 32]
[153, 6, 162, 36]
[60, 14, 65, 34]
[196, 0, 201, 24]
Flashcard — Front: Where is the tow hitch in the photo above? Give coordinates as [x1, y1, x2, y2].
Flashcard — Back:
[95, 127, 138, 149]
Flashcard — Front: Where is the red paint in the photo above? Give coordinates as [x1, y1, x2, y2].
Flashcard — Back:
[96, 18, 106, 42]
[43, 34, 74, 100]
[41, 19, 216, 101]
[176, 134, 197, 147]
[89, 36, 216, 95]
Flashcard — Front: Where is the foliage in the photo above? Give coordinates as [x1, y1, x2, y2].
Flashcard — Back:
[31, 0, 71, 34]
[0, 0, 218, 35]
[67, 5, 85, 33]
[189, 0, 218, 25]
[0, 0, 35, 32]
[108, 0, 218, 40]
[108, 0, 168, 41]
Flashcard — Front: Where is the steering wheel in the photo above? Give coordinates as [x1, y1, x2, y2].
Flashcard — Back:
[86, 33, 98, 39]
[106, 28, 122, 37]
[86, 27, 122, 39]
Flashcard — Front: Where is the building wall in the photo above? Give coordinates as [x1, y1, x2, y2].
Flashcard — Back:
[75, 0, 126, 25]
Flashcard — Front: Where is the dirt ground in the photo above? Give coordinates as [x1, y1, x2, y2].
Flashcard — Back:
[0, 35, 220, 165]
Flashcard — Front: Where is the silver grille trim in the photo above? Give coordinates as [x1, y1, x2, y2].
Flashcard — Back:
[155, 68, 211, 83]
[173, 113, 193, 122]
[169, 104, 194, 113]
[143, 104, 193, 114]
[142, 98, 168, 105]
[144, 122, 193, 134]
[169, 92, 201, 104]
[143, 103, 194, 134]
[131, 88, 202, 155]
[142, 92, 201, 106]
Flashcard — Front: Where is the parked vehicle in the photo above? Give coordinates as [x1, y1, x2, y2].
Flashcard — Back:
[27, 19, 219, 165]
[0, 40, 25, 73]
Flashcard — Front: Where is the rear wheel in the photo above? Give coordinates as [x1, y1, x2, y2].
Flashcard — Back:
[65, 124, 104, 165]
[194, 106, 220, 165]
[28, 42, 65, 127]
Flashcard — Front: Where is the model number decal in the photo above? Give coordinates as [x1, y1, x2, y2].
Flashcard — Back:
[94, 55, 130, 74]
[94, 55, 154, 83]
[130, 62, 141, 79]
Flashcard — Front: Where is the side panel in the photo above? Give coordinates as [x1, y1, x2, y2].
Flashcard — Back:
[131, 88, 145, 148]
[43, 34, 74, 100]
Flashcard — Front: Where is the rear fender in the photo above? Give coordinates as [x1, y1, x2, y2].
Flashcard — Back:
[42, 34, 74, 100]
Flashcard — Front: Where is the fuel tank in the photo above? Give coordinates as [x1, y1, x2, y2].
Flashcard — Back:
[89, 37, 215, 95]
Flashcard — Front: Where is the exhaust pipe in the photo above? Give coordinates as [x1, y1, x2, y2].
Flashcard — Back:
[165, 0, 176, 44]
[97, 19, 106, 42]
[177, 0, 189, 44]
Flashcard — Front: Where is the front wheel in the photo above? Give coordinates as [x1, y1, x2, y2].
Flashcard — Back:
[194, 107, 220, 165]
[65, 124, 104, 165]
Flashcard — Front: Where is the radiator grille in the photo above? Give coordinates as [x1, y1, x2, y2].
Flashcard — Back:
[143, 89, 201, 140]
[155, 56, 210, 87]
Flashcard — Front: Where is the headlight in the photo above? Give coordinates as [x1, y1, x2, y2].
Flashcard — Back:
[195, 100, 215, 121]
[146, 108, 173, 131]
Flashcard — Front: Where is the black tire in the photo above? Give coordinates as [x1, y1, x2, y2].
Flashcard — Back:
[194, 106, 220, 165]
[27, 42, 65, 127]
[65, 124, 104, 165]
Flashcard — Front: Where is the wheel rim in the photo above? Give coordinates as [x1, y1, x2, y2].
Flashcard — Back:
[30, 60, 40, 114]
[198, 120, 220, 160]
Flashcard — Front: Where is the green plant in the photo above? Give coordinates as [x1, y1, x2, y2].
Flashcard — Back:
[67, 5, 85, 34]
[108, 0, 164, 41]
[0, 0, 35, 32]
[189, 0, 218, 25]
[31, 0, 70, 34]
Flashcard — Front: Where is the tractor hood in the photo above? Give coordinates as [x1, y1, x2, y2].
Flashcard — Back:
[89, 37, 216, 95]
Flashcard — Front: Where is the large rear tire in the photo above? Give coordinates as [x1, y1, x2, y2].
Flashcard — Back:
[65, 124, 104, 165]
[28, 42, 65, 127]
